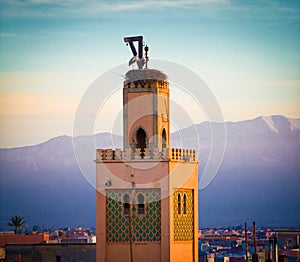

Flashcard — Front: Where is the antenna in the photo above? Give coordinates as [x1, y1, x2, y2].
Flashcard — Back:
[144, 44, 149, 69]
[252, 221, 259, 262]
[245, 222, 248, 261]
[123, 35, 149, 69]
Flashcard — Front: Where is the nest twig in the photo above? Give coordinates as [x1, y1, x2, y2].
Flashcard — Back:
[125, 69, 167, 83]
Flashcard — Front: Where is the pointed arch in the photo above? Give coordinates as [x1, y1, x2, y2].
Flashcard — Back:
[183, 194, 187, 214]
[178, 193, 181, 215]
[123, 193, 130, 216]
[137, 193, 145, 215]
[132, 126, 147, 149]
[162, 128, 167, 149]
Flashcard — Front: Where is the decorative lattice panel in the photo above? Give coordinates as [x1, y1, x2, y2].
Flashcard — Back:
[173, 190, 194, 241]
[106, 189, 161, 243]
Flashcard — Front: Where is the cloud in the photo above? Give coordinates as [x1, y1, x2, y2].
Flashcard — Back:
[0, 0, 232, 19]
[1, 0, 299, 21]
[224, 0, 300, 20]
[101, 0, 230, 12]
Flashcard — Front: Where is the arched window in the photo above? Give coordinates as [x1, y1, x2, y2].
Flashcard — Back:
[162, 128, 167, 149]
[134, 127, 147, 149]
[178, 194, 181, 215]
[123, 194, 130, 216]
[183, 194, 187, 214]
[137, 193, 145, 215]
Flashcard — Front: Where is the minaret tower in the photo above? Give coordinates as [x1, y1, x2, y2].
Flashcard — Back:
[123, 68, 170, 152]
[96, 36, 199, 262]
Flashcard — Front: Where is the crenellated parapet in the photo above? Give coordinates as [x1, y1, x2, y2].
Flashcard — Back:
[124, 79, 169, 89]
[96, 147, 197, 162]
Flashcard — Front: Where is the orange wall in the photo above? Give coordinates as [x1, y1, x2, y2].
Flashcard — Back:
[124, 87, 170, 150]
[0, 233, 49, 247]
[106, 243, 161, 262]
[96, 161, 170, 262]
[169, 161, 199, 262]
[96, 160, 198, 262]
[171, 242, 194, 261]
[96, 161, 170, 195]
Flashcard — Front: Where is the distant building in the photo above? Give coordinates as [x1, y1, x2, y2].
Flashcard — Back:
[277, 229, 300, 250]
[0, 233, 49, 247]
[96, 59, 199, 260]
[0, 233, 49, 260]
[4, 243, 95, 261]
[278, 249, 300, 262]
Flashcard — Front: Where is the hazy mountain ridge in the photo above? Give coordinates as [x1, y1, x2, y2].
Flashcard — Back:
[0, 115, 299, 228]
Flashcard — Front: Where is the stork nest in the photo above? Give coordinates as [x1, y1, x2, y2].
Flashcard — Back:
[125, 69, 167, 83]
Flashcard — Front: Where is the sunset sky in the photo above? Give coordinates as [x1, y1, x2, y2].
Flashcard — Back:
[1, 0, 300, 147]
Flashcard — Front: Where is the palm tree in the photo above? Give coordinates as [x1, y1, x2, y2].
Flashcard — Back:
[7, 215, 27, 234]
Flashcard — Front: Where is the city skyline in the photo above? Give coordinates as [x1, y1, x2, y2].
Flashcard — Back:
[1, 0, 300, 147]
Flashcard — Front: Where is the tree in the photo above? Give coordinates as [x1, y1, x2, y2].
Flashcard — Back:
[7, 215, 27, 234]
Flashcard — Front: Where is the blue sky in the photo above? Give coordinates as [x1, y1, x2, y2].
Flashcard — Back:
[0, 0, 300, 147]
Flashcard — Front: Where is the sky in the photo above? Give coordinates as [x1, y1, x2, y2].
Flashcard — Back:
[0, 0, 300, 148]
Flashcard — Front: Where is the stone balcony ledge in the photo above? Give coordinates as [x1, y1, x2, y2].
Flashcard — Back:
[96, 147, 198, 162]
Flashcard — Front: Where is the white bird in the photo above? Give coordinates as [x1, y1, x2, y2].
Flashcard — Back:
[129, 56, 145, 69]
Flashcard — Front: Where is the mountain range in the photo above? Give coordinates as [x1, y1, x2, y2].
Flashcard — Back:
[0, 115, 299, 229]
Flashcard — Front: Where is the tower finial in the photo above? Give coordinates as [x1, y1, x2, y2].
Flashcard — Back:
[123, 35, 146, 69]
[144, 44, 149, 69]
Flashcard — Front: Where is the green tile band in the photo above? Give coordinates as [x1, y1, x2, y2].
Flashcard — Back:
[106, 189, 161, 243]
